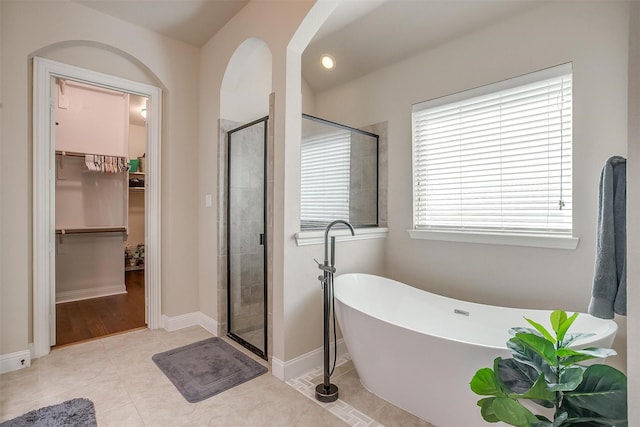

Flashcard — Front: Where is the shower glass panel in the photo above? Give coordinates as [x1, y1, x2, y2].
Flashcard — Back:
[301, 114, 379, 231]
[227, 117, 268, 360]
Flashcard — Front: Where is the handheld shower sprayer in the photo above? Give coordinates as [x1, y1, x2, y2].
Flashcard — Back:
[315, 220, 355, 403]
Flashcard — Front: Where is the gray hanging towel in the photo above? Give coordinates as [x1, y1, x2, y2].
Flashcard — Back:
[589, 156, 626, 319]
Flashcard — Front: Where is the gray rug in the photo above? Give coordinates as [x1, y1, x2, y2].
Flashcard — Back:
[0, 398, 96, 427]
[152, 337, 268, 403]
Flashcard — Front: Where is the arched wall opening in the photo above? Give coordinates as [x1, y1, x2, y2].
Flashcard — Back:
[221, 38, 272, 123]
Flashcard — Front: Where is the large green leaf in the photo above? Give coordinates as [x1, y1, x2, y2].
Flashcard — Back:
[563, 417, 628, 427]
[497, 359, 554, 408]
[497, 358, 539, 394]
[552, 411, 569, 427]
[511, 374, 556, 403]
[559, 332, 595, 348]
[491, 397, 539, 427]
[550, 310, 567, 333]
[471, 366, 505, 397]
[557, 347, 617, 366]
[550, 310, 578, 342]
[509, 326, 541, 338]
[561, 364, 627, 423]
[525, 317, 556, 343]
[555, 312, 578, 346]
[507, 337, 556, 382]
[513, 333, 558, 368]
[477, 397, 500, 423]
[547, 366, 584, 392]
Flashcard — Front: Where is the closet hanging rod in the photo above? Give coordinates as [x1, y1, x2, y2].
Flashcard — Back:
[55, 150, 127, 159]
[55, 227, 127, 235]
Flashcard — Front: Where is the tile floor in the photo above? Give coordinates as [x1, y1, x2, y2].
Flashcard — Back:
[0, 327, 432, 426]
[287, 356, 433, 427]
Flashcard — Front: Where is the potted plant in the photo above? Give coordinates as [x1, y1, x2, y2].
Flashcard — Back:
[470, 310, 627, 427]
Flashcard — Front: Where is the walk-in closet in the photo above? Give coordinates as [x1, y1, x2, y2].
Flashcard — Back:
[54, 79, 147, 346]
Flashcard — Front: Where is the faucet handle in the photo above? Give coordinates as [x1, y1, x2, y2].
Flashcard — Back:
[313, 258, 322, 269]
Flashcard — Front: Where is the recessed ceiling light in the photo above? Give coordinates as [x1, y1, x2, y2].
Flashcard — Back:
[321, 54, 335, 70]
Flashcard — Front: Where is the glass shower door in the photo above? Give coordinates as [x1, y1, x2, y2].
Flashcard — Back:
[227, 117, 267, 359]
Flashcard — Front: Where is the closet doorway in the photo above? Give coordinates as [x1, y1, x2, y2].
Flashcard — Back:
[227, 117, 268, 359]
[53, 81, 147, 346]
[33, 58, 162, 358]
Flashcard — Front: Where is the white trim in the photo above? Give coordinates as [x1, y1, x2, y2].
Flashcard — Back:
[295, 227, 388, 246]
[198, 312, 219, 336]
[271, 357, 286, 380]
[0, 350, 32, 374]
[55, 284, 126, 303]
[33, 57, 162, 359]
[270, 339, 348, 381]
[162, 311, 219, 336]
[408, 229, 580, 250]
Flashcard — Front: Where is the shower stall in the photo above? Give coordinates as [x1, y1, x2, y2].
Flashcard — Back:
[226, 117, 268, 359]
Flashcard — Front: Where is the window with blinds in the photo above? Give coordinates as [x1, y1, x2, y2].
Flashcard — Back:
[300, 130, 351, 230]
[412, 64, 573, 236]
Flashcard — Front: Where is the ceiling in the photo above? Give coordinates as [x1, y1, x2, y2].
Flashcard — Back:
[303, 0, 546, 93]
[76, 0, 545, 94]
[75, 0, 248, 47]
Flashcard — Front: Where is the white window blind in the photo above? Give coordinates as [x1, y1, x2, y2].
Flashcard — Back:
[300, 130, 351, 230]
[412, 64, 572, 236]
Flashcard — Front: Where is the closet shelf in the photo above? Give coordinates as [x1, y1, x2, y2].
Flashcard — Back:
[56, 226, 126, 235]
[129, 187, 145, 192]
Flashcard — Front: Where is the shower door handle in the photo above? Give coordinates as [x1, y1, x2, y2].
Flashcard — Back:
[259, 233, 265, 246]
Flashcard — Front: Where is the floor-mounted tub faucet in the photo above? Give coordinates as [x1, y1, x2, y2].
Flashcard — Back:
[315, 220, 355, 403]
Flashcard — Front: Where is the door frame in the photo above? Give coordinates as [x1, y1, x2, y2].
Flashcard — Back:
[226, 116, 269, 360]
[33, 57, 162, 358]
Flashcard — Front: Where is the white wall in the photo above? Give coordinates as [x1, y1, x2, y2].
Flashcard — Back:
[314, 1, 630, 370]
[221, 38, 272, 123]
[0, 0, 200, 355]
[301, 76, 316, 115]
[199, 0, 317, 362]
[199, 0, 386, 364]
[626, 2, 640, 422]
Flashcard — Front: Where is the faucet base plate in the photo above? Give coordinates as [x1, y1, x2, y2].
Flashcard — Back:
[315, 383, 339, 402]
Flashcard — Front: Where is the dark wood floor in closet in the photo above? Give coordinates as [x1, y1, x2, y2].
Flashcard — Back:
[55, 270, 146, 347]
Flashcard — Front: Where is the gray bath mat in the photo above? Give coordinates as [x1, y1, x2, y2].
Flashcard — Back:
[0, 398, 96, 427]
[152, 337, 268, 403]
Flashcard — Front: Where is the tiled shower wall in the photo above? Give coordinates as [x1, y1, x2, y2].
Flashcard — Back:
[349, 131, 378, 226]
[361, 122, 388, 228]
[228, 121, 266, 337]
[218, 112, 273, 359]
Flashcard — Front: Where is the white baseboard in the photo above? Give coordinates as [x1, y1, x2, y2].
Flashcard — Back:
[198, 312, 218, 335]
[0, 349, 31, 374]
[162, 311, 218, 336]
[271, 339, 348, 381]
[56, 284, 127, 303]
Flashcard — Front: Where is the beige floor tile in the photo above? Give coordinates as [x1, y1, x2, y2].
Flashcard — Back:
[2, 326, 433, 427]
[0, 398, 43, 423]
[97, 401, 145, 427]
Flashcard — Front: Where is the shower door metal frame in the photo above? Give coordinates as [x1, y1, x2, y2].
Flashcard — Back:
[226, 116, 269, 361]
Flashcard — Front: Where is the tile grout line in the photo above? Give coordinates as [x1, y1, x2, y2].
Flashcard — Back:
[285, 354, 385, 427]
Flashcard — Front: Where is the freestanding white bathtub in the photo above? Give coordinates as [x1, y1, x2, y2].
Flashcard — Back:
[333, 273, 618, 427]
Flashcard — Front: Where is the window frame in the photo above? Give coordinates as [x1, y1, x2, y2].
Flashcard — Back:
[410, 64, 579, 249]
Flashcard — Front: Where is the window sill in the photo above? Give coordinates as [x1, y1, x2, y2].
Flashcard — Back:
[295, 227, 388, 246]
[407, 229, 579, 250]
